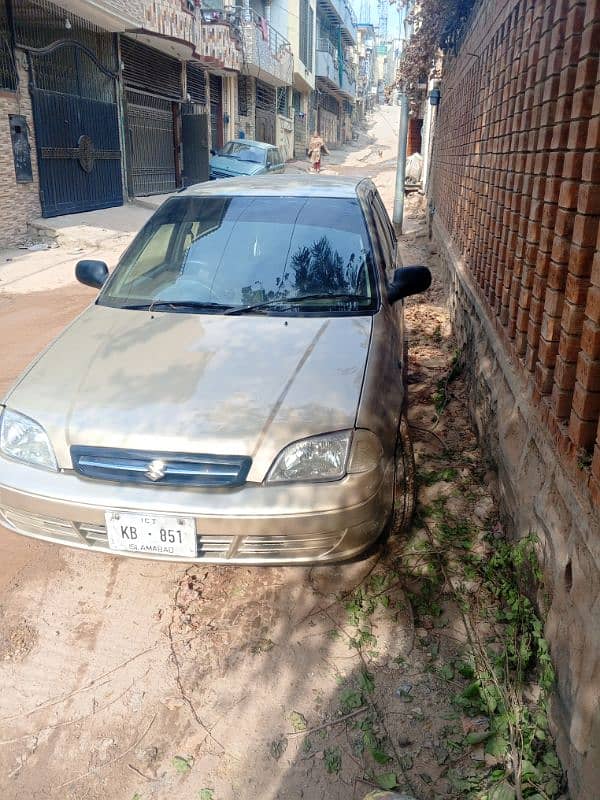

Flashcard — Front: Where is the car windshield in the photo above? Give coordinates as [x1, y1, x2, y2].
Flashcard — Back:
[218, 142, 265, 164]
[98, 195, 377, 315]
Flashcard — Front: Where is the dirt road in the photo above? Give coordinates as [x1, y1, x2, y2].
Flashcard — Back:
[0, 107, 499, 800]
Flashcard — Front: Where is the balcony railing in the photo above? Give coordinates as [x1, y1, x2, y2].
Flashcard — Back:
[316, 41, 356, 98]
[237, 6, 293, 86]
[243, 7, 291, 58]
[318, 0, 357, 44]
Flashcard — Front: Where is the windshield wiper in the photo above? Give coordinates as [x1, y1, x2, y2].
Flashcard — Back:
[151, 300, 233, 313]
[118, 301, 232, 312]
[225, 293, 371, 315]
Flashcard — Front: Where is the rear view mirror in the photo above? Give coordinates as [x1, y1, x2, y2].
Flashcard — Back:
[76, 259, 109, 290]
[388, 265, 432, 304]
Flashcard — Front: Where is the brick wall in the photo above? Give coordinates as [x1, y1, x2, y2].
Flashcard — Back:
[0, 61, 41, 247]
[429, 0, 600, 795]
[197, 21, 241, 71]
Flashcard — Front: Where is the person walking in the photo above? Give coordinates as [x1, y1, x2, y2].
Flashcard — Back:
[307, 131, 329, 173]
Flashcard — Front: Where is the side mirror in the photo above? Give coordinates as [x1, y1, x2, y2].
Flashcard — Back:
[388, 265, 432, 304]
[76, 259, 109, 290]
[210, 149, 216, 156]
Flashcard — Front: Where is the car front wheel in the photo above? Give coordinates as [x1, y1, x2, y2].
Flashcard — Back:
[390, 413, 416, 536]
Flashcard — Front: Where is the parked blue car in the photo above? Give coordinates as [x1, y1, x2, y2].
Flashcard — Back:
[210, 139, 285, 180]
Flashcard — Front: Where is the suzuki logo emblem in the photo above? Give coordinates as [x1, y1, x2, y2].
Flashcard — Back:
[146, 459, 167, 481]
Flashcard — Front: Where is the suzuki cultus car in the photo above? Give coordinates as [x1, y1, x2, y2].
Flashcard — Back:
[0, 176, 430, 564]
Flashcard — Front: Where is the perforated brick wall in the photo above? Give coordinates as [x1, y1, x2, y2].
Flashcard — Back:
[429, 1, 600, 795]
[431, 0, 600, 497]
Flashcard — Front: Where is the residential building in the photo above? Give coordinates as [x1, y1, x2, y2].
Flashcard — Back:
[279, 0, 317, 158]
[0, 0, 355, 244]
[356, 21, 376, 119]
[314, 0, 357, 146]
[234, 0, 294, 156]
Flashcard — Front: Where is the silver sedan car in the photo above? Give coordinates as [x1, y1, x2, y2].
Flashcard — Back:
[0, 176, 430, 564]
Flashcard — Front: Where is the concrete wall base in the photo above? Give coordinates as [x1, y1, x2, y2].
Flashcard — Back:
[433, 216, 600, 800]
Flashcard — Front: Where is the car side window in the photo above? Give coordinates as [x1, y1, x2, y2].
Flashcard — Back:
[266, 150, 274, 168]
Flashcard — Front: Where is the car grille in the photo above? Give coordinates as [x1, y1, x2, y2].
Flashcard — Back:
[70, 447, 251, 488]
[210, 169, 231, 179]
[0, 507, 344, 561]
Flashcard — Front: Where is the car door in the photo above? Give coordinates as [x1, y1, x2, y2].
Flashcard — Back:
[370, 190, 406, 385]
[273, 148, 285, 172]
[355, 186, 405, 461]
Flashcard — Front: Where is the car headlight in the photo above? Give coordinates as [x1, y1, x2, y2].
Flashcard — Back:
[0, 408, 58, 471]
[266, 429, 383, 483]
[267, 431, 352, 483]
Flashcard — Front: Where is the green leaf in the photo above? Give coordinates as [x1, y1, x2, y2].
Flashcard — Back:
[173, 756, 192, 774]
[485, 733, 510, 758]
[465, 730, 492, 745]
[371, 748, 392, 764]
[358, 670, 375, 694]
[289, 711, 307, 732]
[199, 791, 214, 800]
[520, 759, 539, 781]
[439, 663, 455, 681]
[376, 772, 398, 790]
[462, 680, 481, 698]
[323, 747, 342, 774]
[339, 688, 363, 712]
[270, 736, 288, 760]
[541, 778, 559, 796]
[542, 750, 560, 769]
[456, 661, 475, 678]
[489, 782, 516, 800]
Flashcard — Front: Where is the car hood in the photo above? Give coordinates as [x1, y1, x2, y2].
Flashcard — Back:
[210, 155, 265, 176]
[5, 306, 372, 481]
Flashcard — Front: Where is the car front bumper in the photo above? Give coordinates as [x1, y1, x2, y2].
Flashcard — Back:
[0, 457, 393, 564]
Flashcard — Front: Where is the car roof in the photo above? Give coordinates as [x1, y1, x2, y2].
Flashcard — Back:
[180, 174, 372, 199]
[227, 139, 276, 150]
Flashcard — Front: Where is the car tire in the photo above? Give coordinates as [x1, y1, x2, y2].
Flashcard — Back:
[390, 413, 416, 536]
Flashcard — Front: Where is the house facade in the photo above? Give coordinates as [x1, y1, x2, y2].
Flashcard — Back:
[0, 0, 360, 245]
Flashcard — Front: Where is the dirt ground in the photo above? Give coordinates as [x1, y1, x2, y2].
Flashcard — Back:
[0, 107, 503, 800]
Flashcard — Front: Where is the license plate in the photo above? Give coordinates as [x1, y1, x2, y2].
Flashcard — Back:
[105, 511, 197, 558]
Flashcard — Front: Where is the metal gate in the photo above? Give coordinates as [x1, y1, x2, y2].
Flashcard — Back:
[182, 104, 209, 186]
[209, 74, 223, 150]
[125, 89, 177, 196]
[27, 40, 123, 217]
[255, 80, 276, 145]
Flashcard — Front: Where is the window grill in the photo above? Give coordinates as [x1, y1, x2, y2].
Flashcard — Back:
[13, 0, 115, 66]
[256, 79, 275, 111]
[276, 86, 289, 117]
[0, 0, 16, 90]
[319, 90, 339, 115]
[187, 62, 207, 104]
[121, 36, 182, 99]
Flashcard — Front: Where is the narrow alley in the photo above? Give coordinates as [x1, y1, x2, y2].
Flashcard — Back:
[0, 106, 562, 800]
